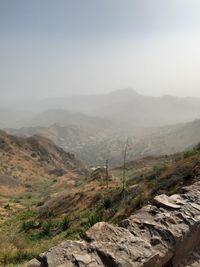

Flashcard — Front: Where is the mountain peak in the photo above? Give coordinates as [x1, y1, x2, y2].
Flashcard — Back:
[109, 88, 139, 96]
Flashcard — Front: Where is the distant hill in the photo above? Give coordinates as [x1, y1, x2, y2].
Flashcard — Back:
[3, 89, 200, 166]
[5, 123, 118, 165]
[0, 130, 86, 190]
[2, 88, 200, 130]
[134, 118, 200, 157]
[0, 131, 87, 228]
[0, 108, 33, 128]
[24, 88, 200, 128]
[5, 118, 200, 166]
[15, 109, 112, 128]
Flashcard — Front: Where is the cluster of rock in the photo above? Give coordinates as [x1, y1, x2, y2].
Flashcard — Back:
[27, 181, 200, 267]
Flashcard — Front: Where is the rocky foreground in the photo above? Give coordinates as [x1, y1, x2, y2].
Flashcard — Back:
[27, 181, 200, 267]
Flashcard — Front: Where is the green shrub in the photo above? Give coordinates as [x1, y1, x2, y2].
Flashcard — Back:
[78, 212, 102, 239]
[60, 216, 70, 231]
[102, 197, 112, 209]
[21, 220, 35, 232]
[86, 213, 102, 228]
[183, 148, 197, 158]
[196, 142, 200, 151]
[4, 204, 11, 210]
[17, 210, 34, 220]
[181, 167, 194, 181]
[41, 220, 52, 236]
[0, 249, 37, 265]
[152, 164, 167, 177]
[79, 228, 87, 239]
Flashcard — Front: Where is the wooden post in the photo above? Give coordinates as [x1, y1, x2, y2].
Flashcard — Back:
[105, 159, 109, 188]
[122, 138, 129, 192]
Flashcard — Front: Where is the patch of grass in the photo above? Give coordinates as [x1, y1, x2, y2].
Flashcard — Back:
[20, 220, 37, 233]
[17, 210, 35, 221]
[60, 216, 70, 231]
[78, 212, 103, 239]
[0, 235, 38, 266]
[1, 149, 200, 266]
[183, 148, 197, 159]
[87, 213, 102, 228]
[41, 220, 53, 236]
[0, 248, 37, 266]
[154, 164, 167, 175]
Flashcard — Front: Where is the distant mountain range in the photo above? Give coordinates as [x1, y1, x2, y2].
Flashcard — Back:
[5, 118, 200, 166]
[15, 109, 112, 128]
[137, 118, 200, 157]
[23, 88, 200, 128]
[2, 89, 200, 165]
[2, 88, 200, 128]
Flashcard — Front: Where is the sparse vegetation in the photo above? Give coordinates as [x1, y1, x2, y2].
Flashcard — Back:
[41, 220, 53, 236]
[102, 197, 112, 209]
[0, 130, 200, 266]
[21, 220, 35, 232]
[183, 148, 197, 158]
[60, 216, 70, 231]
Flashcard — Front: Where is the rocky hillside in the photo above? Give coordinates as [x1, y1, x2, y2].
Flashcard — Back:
[136, 119, 200, 157]
[5, 117, 200, 167]
[0, 130, 86, 179]
[3, 89, 200, 166]
[5, 122, 115, 165]
[27, 180, 200, 267]
[0, 130, 87, 223]
[1, 143, 200, 266]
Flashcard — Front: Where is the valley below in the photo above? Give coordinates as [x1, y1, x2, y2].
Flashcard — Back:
[1, 90, 200, 266]
[2, 0, 200, 265]
[0, 129, 200, 266]
[3, 90, 200, 167]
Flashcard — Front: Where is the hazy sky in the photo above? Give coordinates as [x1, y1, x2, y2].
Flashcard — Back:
[1, 0, 200, 105]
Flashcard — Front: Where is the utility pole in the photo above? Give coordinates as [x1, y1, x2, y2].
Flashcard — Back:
[122, 138, 129, 192]
[105, 159, 109, 188]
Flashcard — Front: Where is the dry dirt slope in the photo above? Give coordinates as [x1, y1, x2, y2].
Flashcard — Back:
[0, 129, 86, 183]
[0, 130, 87, 221]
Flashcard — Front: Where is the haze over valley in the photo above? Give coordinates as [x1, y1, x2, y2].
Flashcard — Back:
[3, 88, 200, 166]
[1, 1, 200, 266]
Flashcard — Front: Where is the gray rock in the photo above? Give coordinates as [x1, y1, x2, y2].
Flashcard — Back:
[26, 181, 200, 267]
[153, 194, 181, 209]
[26, 258, 41, 267]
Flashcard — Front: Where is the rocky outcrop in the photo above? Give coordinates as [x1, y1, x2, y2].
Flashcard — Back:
[27, 181, 200, 267]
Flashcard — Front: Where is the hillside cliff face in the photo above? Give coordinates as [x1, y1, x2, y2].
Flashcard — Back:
[0, 130, 87, 203]
[0, 130, 86, 178]
[27, 181, 200, 267]
[5, 117, 200, 167]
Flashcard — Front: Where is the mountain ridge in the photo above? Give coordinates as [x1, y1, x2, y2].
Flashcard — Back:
[2, 89, 200, 130]
[5, 118, 200, 166]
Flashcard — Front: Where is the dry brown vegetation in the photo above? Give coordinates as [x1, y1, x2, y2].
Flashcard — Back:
[0, 130, 200, 266]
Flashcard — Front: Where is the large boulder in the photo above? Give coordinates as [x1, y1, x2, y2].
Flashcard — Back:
[27, 181, 200, 267]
